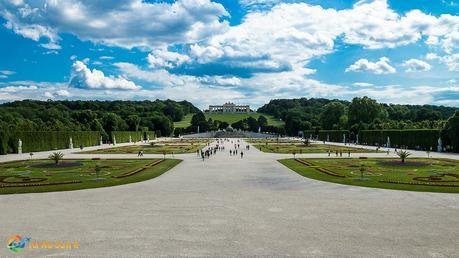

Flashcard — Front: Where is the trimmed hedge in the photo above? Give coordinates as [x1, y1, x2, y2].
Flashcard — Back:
[111, 131, 155, 143]
[304, 130, 349, 142]
[317, 130, 349, 142]
[359, 129, 441, 150]
[8, 131, 101, 153]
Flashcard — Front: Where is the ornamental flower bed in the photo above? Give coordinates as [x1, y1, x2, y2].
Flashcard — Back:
[295, 159, 345, 178]
[379, 179, 459, 187]
[0, 180, 82, 188]
[113, 159, 164, 178]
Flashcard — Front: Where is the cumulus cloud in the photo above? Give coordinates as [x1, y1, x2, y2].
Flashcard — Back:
[346, 57, 396, 74]
[147, 48, 191, 69]
[353, 82, 374, 87]
[426, 53, 459, 71]
[69, 61, 140, 90]
[0, 0, 229, 49]
[402, 59, 432, 72]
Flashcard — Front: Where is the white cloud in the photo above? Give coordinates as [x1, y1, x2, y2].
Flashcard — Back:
[345, 57, 396, 74]
[0, 70, 15, 75]
[56, 90, 70, 97]
[69, 61, 140, 90]
[44, 92, 54, 99]
[353, 82, 374, 87]
[402, 59, 432, 72]
[426, 53, 459, 71]
[0, 0, 229, 49]
[147, 48, 191, 69]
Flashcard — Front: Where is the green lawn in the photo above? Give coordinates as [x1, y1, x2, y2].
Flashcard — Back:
[174, 113, 284, 128]
[0, 159, 181, 194]
[82, 143, 206, 154]
[254, 143, 380, 154]
[280, 158, 459, 193]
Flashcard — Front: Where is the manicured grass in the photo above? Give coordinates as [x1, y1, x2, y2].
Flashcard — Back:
[174, 113, 284, 128]
[254, 143, 380, 154]
[82, 139, 211, 154]
[0, 159, 181, 194]
[83, 143, 206, 154]
[280, 158, 459, 193]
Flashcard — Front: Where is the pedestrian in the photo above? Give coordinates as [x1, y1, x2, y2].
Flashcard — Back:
[339, 151, 342, 157]
[197, 149, 200, 157]
[348, 150, 351, 157]
[230, 150, 232, 156]
[137, 151, 141, 157]
[241, 151, 244, 158]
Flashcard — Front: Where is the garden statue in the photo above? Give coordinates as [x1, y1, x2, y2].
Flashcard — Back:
[258, 126, 261, 133]
[69, 137, 73, 149]
[129, 135, 132, 143]
[18, 139, 22, 154]
[343, 134, 346, 144]
[147, 135, 150, 142]
[386, 136, 390, 148]
[100, 136, 103, 145]
[356, 134, 359, 144]
[197, 125, 200, 134]
[437, 137, 442, 152]
[327, 134, 330, 142]
[113, 135, 117, 145]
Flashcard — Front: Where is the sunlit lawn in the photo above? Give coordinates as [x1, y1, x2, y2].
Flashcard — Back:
[254, 143, 380, 154]
[0, 159, 181, 194]
[280, 158, 459, 193]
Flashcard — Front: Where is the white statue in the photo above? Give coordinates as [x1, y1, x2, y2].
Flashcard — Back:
[100, 136, 103, 145]
[356, 134, 359, 144]
[437, 137, 442, 152]
[113, 135, 117, 145]
[69, 137, 73, 149]
[327, 134, 330, 142]
[129, 135, 132, 143]
[386, 136, 390, 148]
[18, 139, 22, 154]
[343, 134, 346, 144]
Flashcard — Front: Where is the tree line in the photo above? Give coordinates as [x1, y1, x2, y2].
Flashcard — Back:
[0, 99, 199, 138]
[258, 97, 459, 151]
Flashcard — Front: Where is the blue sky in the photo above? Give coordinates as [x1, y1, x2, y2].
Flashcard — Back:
[0, 0, 458, 109]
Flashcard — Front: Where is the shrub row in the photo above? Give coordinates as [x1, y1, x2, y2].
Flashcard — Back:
[359, 129, 440, 150]
[304, 130, 350, 143]
[3, 131, 101, 153]
[110, 131, 155, 143]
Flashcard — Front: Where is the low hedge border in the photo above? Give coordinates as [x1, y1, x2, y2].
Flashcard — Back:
[113, 159, 165, 178]
[294, 158, 345, 178]
[379, 179, 459, 187]
[0, 180, 82, 188]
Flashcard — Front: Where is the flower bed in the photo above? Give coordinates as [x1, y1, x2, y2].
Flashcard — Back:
[295, 159, 345, 178]
[0, 180, 82, 188]
[113, 159, 164, 178]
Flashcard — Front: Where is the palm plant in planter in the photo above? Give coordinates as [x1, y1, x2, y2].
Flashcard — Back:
[48, 152, 64, 164]
[396, 150, 411, 163]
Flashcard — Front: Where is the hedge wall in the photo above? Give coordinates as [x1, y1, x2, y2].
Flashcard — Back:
[8, 131, 100, 153]
[359, 129, 441, 150]
[111, 131, 155, 143]
[318, 130, 349, 142]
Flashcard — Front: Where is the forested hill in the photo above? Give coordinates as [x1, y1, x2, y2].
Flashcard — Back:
[257, 97, 458, 135]
[0, 100, 199, 137]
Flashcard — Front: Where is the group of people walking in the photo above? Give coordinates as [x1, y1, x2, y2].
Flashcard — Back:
[198, 138, 249, 161]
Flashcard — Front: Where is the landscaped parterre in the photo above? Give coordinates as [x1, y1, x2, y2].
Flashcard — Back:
[0, 159, 181, 194]
[253, 142, 380, 154]
[82, 139, 211, 154]
[280, 158, 459, 193]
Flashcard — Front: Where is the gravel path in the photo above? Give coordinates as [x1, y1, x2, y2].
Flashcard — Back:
[0, 139, 458, 257]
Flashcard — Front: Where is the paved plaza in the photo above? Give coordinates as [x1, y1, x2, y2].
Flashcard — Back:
[0, 139, 458, 257]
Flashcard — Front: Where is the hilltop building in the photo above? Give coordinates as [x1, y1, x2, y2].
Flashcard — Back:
[207, 102, 252, 113]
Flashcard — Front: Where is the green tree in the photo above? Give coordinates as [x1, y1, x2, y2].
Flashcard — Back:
[257, 115, 268, 127]
[348, 97, 385, 126]
[443, 110, 459, 152]
[320, 102, 347, 129]
[126, 115, 141, 131]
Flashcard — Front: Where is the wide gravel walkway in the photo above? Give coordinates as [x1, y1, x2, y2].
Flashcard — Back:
[0, 139, 458, 257]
